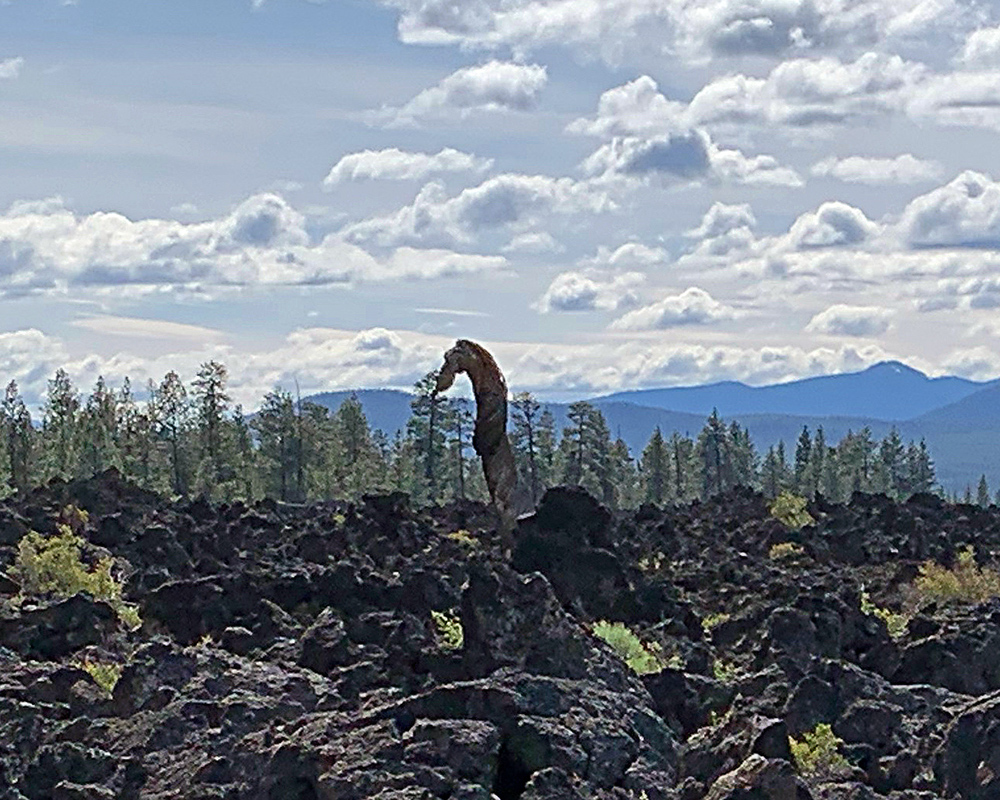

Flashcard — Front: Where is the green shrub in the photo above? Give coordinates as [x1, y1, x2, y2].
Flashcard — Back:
[80, 658, 122, 696]
[712, 658, 739, 683]
[444, 529, 478, 548]
[769, 542, 805, 560]
[769, 492, 814, 530]
[702, 612, 731, 632]
[860, 591, 908, 640]
[12, 526, 141, 630]
[789, 723, 850, 777]
[431, 610, 464, 651]
[913, 545, 1000, 606]
[591, 620, 666, 675]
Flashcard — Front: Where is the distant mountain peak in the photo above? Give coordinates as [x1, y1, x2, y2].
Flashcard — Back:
[863, 360, 925, 378]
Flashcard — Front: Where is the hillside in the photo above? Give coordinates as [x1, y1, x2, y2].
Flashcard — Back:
[3, 471, 1000, 798]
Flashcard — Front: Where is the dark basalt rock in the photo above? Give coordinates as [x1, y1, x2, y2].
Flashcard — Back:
[2, 474, 1000, 798]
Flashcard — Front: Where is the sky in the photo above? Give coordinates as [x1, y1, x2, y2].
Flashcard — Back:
[3, 0, 1000, 408]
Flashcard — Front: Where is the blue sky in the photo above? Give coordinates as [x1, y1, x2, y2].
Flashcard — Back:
[3, 0, 1000, 407]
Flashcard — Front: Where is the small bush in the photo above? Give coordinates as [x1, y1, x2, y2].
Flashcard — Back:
[769, 492, 814, 531]
[12, 526, 141, 630]
[591, 620, 666, 675]
[769, 542, 805, 560]
[444, 529, 478, 548]
[638, 552, 666, 574]
[860, 591, 908, 640]
[431, 610, 464, 651]
[80, 658, 122, 696]
[913, 545, 1000, 606]
[713, 658, 739, 683]
[789, 723, 850, 777]
[702, 612, 731, 632]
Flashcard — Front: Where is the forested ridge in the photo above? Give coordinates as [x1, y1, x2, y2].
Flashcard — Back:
[3, 362, 991, 506]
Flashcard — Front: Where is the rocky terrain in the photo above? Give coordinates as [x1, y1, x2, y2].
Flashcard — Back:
[3, 471, 1000, 799]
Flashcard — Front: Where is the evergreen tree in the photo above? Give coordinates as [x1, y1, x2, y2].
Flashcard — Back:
[808, 426, 826, 498]
[877, 428, 906, 500]
[978, 474, 991, 507]
[1, 381, 33, 493]
[334, 394, 378, 499]
[668, 431, 696, 502]
[79, 376, 120, 477]
[230, 405, 256, 500]
[794, 426, 812, 494]
[729, 422, 758, 489]
[511, 392, 543, 504]
[192, 361, 230, 492]
[408, 372, 450, 504]
[697, 410, 731, 497]
[254, 388, 298, 502]
[535, 410, 558, 496]
[906, 439, 936, 495]
[448, 398, 474, 500]
[152, 371, 191, 496]
[761, 446, 783, 499]
[641, 427, 668, 504]
[42, 369, 80, 480]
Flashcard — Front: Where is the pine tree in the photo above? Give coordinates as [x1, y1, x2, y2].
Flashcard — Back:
[448, 398, 474, 501]
[535, 410, 558, 496]
[878, 428, 906, 500]
[408, 372, 450, 504]
[808, 427, 826, 498]
[42, 369, 80, 481]
[254, 388, 297, 502]
[192, 361, 230, 493]
[1, 381, 33, 493]
[230, 405, 256, 500]
[697, 410, 731, 498]
[906, 439, 935, 495]
[794, 426, 812, 495]
[641, 427, 668, 504]
[334, 394, 378, 499]
[609, 437, 638, 509]
[978, 474, 991, 507]
[761, 446, 782, 499]
[668, 431, 696, 502]
[152, 371, 191, 496]
[511, 392, 543, 504]
[79, 376, 120, 477]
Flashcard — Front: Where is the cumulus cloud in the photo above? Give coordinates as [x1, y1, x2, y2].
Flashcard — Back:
[579, 242, 669, 269]
[566, 76, 687, 138]
[323, 147, 493, 186]
[609, 287, 737, 329]
[898, 171, 1000, 248]
[811, 154, 944, 184]
[959, 25, 1000, 68]
[379, 0, 965, 66]
[788, 201, 882, 248]
[367, 61, 547, 127]
[806, 304, 894, 336]
[0, 57, 24, 80]
[535, 270, 645, 313]
[502, 231, 565, 253]
[343, 174, 612, 248]
[0, 193, 509, 297]
[942, 345, 1000, 380]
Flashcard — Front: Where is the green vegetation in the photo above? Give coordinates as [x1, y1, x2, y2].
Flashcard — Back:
[913, 545, 1000, 606]
[769, 492, 815, 530]
[80, 658, 123, 696]
[701, 612, 730, 632]
[789, 723, 850, 777]
[444, 529, 478, 548]
[860, 591, 908, 640]
[0, 367, 940, 510]
[430, 610, 464, 651]
[591, 620, 667, 675]
[712, 658, 739, 684]
[769, 541, 805, 560]
[11, 524, 141, 629]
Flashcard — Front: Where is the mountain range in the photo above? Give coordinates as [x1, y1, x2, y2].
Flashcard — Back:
[306, 362, 1000, 492]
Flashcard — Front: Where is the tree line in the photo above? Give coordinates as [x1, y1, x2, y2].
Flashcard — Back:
[0, 364, 979, 508]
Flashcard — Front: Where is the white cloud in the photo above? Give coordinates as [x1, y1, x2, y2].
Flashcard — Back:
[0, 192, 509, 297]
[811, 154, 944, 184]
[580, 242, 669, 269]
[788, 201, 881, 248]
[942, 345, 1000, 380]
[367, 61, 547, 127]
[566, 76, 687, 138]
[379, 0, 966, 66]
[959, 25, 1000, 68]
[71, 315, 226, 343]
[535, 270, 645, 312]
[502, 231, 565, 253]
[323, 147, 493, 186]
[581, 132, 802, 187]
[0, 57, 24, 80]
[806, 304, 894, 336]
[343, 173, 612, 248]
[609, 286, 737, 329]
[898, 171, 1000, 248]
